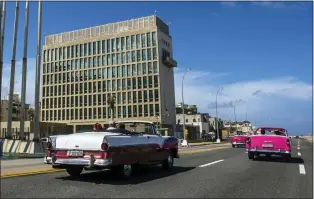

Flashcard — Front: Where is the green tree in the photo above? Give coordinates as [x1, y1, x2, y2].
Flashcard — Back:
[28, 108, 34, 121]
[107, 96, 116, 121]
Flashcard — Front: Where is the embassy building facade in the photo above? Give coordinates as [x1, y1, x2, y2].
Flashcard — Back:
[41, 15, 177, 133]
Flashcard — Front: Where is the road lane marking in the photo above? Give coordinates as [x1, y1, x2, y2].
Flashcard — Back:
[298, 147, 300, 150]
[298, 152, 301, 156]
[299, 164, 306, 175]
[199, 159, 224, 168]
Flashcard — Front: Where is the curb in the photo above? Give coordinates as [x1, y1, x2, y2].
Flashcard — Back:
[1, 146, 231, 179]
[1, 168, 65, 179]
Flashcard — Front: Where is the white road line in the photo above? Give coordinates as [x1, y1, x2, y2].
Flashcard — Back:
[299, 164, 306, 175]
[199, 159, 224, 168]
[298, 152, 301, 156]
[298, 147, 300, 150]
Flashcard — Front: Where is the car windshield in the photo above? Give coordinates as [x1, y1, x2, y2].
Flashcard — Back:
[112, 122, 155, 135]
[258, 129, 287, 136]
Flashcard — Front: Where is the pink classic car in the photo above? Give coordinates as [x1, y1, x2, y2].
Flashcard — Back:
[246, 127, 291, 160]
[231, 134, 248, 148]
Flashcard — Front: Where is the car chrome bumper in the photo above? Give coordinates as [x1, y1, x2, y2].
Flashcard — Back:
[247, 148, 291, 154]
[52, 155, 112, 167]
[233, 142, 245, 145]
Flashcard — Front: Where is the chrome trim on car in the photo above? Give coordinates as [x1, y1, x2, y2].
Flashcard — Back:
[54, 157, 112, 167]
[247, 148, 291, 154]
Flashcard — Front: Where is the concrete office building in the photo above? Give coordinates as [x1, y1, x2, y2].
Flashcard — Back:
[41, 15, 177, 133]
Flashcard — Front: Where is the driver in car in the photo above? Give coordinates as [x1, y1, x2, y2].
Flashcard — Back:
[107, 121, 117, 130]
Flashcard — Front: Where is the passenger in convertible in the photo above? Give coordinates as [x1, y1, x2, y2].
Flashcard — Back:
[118, 123, 126, 130]
[107, 121, 117, 130]
[273, 130, 285, 136]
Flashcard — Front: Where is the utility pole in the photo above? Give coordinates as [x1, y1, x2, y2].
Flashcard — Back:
[6, 1, 19, 139]
[215, 87, 223, 143]
[181, 68, 191, 142]
[20, 0, 30, 140]
[233, 101, 237, 133]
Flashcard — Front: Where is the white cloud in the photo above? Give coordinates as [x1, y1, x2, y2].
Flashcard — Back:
[174, 68, 312, 127]
[251, 2, 285, 9]
[220, 2, 237, 7]
[251, 2, 308, 10]
[1, 58, 37, 106]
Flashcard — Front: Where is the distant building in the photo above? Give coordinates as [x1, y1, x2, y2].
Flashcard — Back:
[175, 103, 198, 114]
[223, 120, 253, 134]
[0, 94, 31, 122]
[176, 113, 209, 139]
[0, 94, 32, 138]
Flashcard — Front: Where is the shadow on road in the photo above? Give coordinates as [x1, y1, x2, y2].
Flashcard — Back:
[55, 166, 195, 185]
[253, 156, 304, 164]
[234, 145, 246, 149]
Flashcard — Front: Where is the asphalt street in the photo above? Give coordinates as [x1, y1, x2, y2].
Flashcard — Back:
[1, 138, 312, 198]
[0, 143, 229, 175]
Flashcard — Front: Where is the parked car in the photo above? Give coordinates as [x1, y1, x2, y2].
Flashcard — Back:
[246, 127, 291, 160]
[48, 121, 180, 179]
[231, 133, 248, 148]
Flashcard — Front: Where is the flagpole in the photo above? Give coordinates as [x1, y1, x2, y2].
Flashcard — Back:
[34, 0, 42, 141]
[20, 0, 30, 140]
[0, 1, 5, 137]
[6, 1, 19, 139]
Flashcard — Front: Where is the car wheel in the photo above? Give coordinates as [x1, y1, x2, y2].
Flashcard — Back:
[283, 154, 292, 161]
[120, 164, 134, 180]
[66, 166, 83, 177]
[248, 152, 254, 160]
[162, 151, 174, 171]
[232, 144, 235, 148]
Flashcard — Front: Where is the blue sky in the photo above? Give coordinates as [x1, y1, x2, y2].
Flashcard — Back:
[1, 1, 312, 134]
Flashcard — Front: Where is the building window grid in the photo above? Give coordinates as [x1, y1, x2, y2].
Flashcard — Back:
[42, 31, 160, 121]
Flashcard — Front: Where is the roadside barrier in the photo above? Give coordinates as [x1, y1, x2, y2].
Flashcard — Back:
[0, 139, 45, 156]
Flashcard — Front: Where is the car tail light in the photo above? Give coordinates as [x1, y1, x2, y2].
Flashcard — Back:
[101, 143, 109, 150]
[47, 142, 52, 150]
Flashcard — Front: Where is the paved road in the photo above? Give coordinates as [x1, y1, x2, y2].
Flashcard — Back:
[1, 143, 230, 174]
[1, 139, 312, 198]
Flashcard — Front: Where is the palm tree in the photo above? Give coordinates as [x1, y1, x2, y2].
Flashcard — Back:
[107, 96, 116, 121]
[28, 108, 34, 121]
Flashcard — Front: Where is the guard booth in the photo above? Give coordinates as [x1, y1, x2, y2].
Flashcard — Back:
[156, 128, 169, 136]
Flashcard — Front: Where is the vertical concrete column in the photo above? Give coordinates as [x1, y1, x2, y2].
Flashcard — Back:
[73, 125, 76, 134]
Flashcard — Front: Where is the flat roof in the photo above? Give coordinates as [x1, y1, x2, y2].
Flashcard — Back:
[45, 15, 168, 46]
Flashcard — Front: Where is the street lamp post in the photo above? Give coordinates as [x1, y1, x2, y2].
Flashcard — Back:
[215, 87, 223, 143]
[233, 100, 238, 133]
[182, 68, 191, 142]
